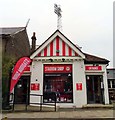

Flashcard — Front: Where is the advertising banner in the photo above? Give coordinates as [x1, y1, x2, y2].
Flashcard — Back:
[10, 57, 31, 93]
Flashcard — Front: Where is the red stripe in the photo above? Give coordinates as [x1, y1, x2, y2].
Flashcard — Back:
[75, 52, 78, 56]
[56, 36, 59, 56]
[44, 47, 47, 56]
[69, 46, 72, 56]
[38, 52, 41, 56]
[62, 41, 65, 56]
[50, 41, 53, 56]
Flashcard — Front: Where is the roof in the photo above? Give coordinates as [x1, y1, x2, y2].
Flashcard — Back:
[1, 26, 31, 59]
[30, 30, 109, 64]
[33, 30, 83, 53]
[0, 27, 25, 35]
[30, 29, 85, 59]
[84, 53, 109, 64]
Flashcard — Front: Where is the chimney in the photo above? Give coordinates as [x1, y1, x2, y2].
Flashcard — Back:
[31, 32, 36, 53]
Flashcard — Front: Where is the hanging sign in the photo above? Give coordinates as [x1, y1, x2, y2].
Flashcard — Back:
[31, 83, 40, 90]
[10, 57, 31, 93]
[44, 64, 72, 73]
[76, 83, 82, 90]
[85, 66, 102, 71]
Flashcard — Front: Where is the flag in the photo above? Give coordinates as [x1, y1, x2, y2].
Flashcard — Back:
[10, 57, 31, 93]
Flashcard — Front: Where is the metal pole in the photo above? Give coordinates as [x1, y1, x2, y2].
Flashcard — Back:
[40, 95, 42, 111]
[55, 93, 56, 111]
[12, 93, 15, 111]
[25, 93, 28, 111]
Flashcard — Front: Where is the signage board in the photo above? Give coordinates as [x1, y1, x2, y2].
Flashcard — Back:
[31, 83, 40, 90]
[85, 66, 102, 71]
[76, 83, 82, 90]
[44, 64, 72, 73]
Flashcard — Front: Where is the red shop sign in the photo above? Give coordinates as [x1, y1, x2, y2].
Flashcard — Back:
[76, 83, 82, 90]
[31, 83, 40, 90]
[85, 66, 102, 71]
[44, 64, 72, 73]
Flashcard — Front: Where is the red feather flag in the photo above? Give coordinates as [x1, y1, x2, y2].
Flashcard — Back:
[10, 57, 31, 93]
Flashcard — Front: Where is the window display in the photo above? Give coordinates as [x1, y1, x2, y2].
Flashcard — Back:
[43, 64, 73, 103]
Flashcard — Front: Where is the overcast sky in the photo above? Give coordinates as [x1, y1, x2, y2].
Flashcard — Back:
[0, 0, 113, 67]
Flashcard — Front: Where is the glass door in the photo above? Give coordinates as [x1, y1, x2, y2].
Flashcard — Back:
[14, 76, 30, 104]
[86, 75, 103, 104]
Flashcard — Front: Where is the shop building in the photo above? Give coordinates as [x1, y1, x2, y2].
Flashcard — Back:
[107, 68, 115, 103]
[14, 30, 109, 108]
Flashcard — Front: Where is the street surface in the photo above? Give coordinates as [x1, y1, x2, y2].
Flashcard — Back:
[2, 109, 115, 120]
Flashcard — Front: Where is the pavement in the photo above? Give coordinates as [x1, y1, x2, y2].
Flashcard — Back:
[1, 104, 115, 120]
[1, 108, 115, 120]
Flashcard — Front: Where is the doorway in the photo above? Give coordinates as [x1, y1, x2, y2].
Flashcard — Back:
[14, 76, 30, 104]
[86, 75, 103, 104]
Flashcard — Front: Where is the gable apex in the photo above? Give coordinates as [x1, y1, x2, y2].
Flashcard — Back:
[30, 30, 85, 59]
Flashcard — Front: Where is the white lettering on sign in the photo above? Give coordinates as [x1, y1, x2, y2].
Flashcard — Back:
[18, 59, 30, 73]
[89, 67, 98, 70]
[12, 59, 30, 80]
[12, 71, 20, 80]
[57, 67, 64, 71]
[45, 67, 64, 71]
[85, 66, 102, 71]
[44, 64, 72, 73]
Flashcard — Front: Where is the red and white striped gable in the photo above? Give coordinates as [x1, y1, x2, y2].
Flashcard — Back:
[37, 36, 79, 57]
[30, 30, 85, 59]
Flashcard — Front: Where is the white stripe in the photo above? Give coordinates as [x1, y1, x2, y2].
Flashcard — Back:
[65, 44, 69, 56]
[47, 43, 50, 56]
[72, 50, 75, 56]
[41, 49, 44, 56]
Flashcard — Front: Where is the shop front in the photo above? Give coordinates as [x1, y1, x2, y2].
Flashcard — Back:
[85, 65, 109, 105]
[14, 30, 109, 108]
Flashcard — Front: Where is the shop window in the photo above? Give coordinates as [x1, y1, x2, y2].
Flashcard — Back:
[112, 80, 115, 88]
[43, 73, 73, 103]
[108, 79, 115, 89]
[108, 80, 111, 88]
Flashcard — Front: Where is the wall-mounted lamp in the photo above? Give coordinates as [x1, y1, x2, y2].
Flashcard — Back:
[49, 58, 53, 62]
[62, 58, 65, 62]
[93, 63, 99, 66]
[36, 77, 38, 81]
[96, 64, 99, 66]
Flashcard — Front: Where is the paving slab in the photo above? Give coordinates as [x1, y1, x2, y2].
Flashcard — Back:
[2, 109, 115, 120]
